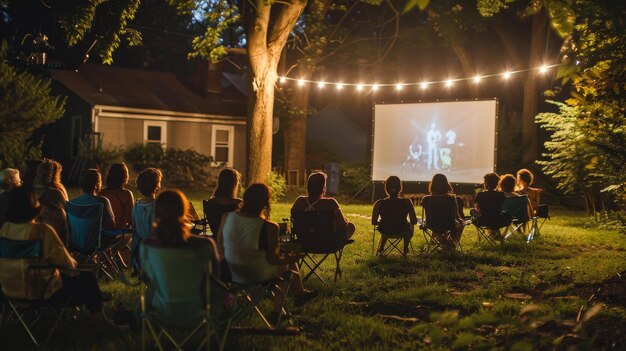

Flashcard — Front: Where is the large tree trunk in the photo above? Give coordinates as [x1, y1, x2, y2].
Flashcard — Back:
[521, 9, 548, 165]
[245, 0, 307, 185]
[283, 82, 309, 186]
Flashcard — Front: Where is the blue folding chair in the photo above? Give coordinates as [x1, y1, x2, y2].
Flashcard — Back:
[502, 195, 534, 243]
[65, 202, 128, 280]
[140, 243, 221, 351]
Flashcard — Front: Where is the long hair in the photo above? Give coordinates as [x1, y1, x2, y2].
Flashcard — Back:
[34, 159, 55, 187]
[154, 190, 190, 245]
[241, 183, 271, 216]
[50, 160, 68, 200]
[516, 169, 534, 186]
[385, 176, 402, 198]
[213, 168, 240, 198]
[498, 174, 517, 193]
[106, 163, 129, 189]
[429, 173, 453, 195]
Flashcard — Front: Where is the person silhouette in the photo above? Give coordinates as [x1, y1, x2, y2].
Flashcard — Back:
[426, 123, 441, 170]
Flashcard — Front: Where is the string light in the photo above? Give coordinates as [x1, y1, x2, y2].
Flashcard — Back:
[277, 63, 559, 91]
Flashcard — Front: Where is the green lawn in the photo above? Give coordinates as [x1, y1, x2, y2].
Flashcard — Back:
[2, 199, 625, 350]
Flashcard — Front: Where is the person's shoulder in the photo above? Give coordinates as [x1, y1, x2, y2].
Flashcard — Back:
[291, 196, 307, 210]
[322, 197, 340, 208]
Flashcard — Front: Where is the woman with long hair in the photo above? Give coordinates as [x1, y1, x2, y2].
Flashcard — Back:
[204, 168, 243, 237]
[33, 159, 67, 240]
[100, 163, 134, 230]
[420, 174, 466, 249]
[371, 176, 417, 255]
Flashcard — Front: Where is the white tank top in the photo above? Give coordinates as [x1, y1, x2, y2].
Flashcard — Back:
[221, 212, 277, 283]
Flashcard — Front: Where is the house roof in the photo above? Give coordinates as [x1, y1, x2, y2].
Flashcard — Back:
[50, 64, 246, 116]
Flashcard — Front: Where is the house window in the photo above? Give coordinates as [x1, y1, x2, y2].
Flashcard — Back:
[211, 125, 234, 167]
[70, 115, 82, 158]
[144, 121, 167, 145]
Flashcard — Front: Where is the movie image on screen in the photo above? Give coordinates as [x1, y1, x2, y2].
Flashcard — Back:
[372, 100, 497, 184]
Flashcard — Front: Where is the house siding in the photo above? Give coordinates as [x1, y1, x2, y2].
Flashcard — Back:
[98, 117, 143, 148]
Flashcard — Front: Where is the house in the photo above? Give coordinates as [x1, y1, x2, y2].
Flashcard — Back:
[45, 63, 247, 177]
[307, 103, 369, 163]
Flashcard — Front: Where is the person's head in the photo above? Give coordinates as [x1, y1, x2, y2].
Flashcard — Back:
[385, 176, 402, 198]
[79, 169, 102, 194]
[430, 123, 436, 130]
[516, 169, 534, 187]
[34, 159, 55, 187]
[498, 174, 516, 193]
[0, 168, 21, 192]
[241, 183, 271, 216]
[6, 186, 42, 223]
[483, 172, 500, 191]
[136, 168, 162, 197]
[307, 172, 327, 198]
[154, 190, 189, 245]
[106, 163, 129, 190]
[429, 173, 453, 195]
[214, 168, 241, 198]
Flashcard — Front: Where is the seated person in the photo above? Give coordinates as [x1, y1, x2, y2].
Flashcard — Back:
[205, 168, 243, 237]
[142, 190, 223, 315]
[499, 173, 533, 219]
[0, 186, 109, 324]
[71, 169, 129, 248]
[372, 176, 417, 255]
[218, 184, 316, 314]
[33, 160, 68, 240]
[420, 174, 466, 249]
[100, 163, 134, 230]
[131, 168, 162, 271]
[0, 168, 21, 227]
[291, 172, 355, 240]
[516, 169, 541, 213]
[49, 159, 69, 201]
[472, 172, 512, 228]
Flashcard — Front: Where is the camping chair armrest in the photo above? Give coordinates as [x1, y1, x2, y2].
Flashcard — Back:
[29, 263, 97, 273]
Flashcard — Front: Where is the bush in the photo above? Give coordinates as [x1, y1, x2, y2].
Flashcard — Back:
[268, 170, 287, 202]
[339, 162, 372, 202]
[124, 143, 215, 187]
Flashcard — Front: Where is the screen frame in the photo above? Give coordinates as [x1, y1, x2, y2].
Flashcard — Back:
[370, 98, 499, 184]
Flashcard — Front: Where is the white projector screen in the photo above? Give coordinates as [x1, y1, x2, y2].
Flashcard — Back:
[372, 100, 497, 183]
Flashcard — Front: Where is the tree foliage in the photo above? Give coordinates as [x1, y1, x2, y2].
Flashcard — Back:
[538, 0, 625, 215]
[0, 41, 65, 169]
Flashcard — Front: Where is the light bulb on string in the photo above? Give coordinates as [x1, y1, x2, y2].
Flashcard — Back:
[539, 65, 548, 74]
[336, 83, 344, 90]
[318, 81, 325, 88]
[473, 76, 481, 83]
[298, 79, 305, 87]
[420, 82, 429, 90]
[395, 83, 403, 91]
[372, 84, 379, 91]
[445, 79, 454, 88]
[503, 71, 512, 80]
[279, 76, 286, 84]
[356, 84, 364, 91]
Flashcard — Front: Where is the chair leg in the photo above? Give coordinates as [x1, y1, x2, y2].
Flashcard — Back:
[7, 302, 40, 347]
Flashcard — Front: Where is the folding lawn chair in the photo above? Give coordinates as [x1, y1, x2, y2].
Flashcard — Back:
[372, 225, 415, 258]
[140, 243, 221, 351]
[532, 204, 550, 238]
[420, 195, 468, 252]
[291, 210, 354, 286]
[0, 237, 88, 347]
[472, 209, 513, 247]
[202, 200, 240, 237]
[65, 201, 129, 280]
[501, 195, 535, 243]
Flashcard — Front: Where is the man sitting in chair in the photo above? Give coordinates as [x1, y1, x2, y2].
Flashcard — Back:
[372, 176, 417, 255]
[471, 173, 512, 231]
[291, 172, 355, 240]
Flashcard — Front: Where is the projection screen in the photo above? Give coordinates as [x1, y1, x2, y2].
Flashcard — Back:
[372, 100, 497, 183]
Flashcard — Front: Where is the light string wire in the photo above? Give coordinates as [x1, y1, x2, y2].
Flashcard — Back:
[279, 63, 559, 89]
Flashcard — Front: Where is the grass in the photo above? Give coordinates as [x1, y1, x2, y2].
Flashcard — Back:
[2, 194, 625, 350]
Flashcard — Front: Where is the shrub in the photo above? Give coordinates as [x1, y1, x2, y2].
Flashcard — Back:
[268, 170, 287, 202]
[339, 162, 372, 202]
[124, 143, 215, 187]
